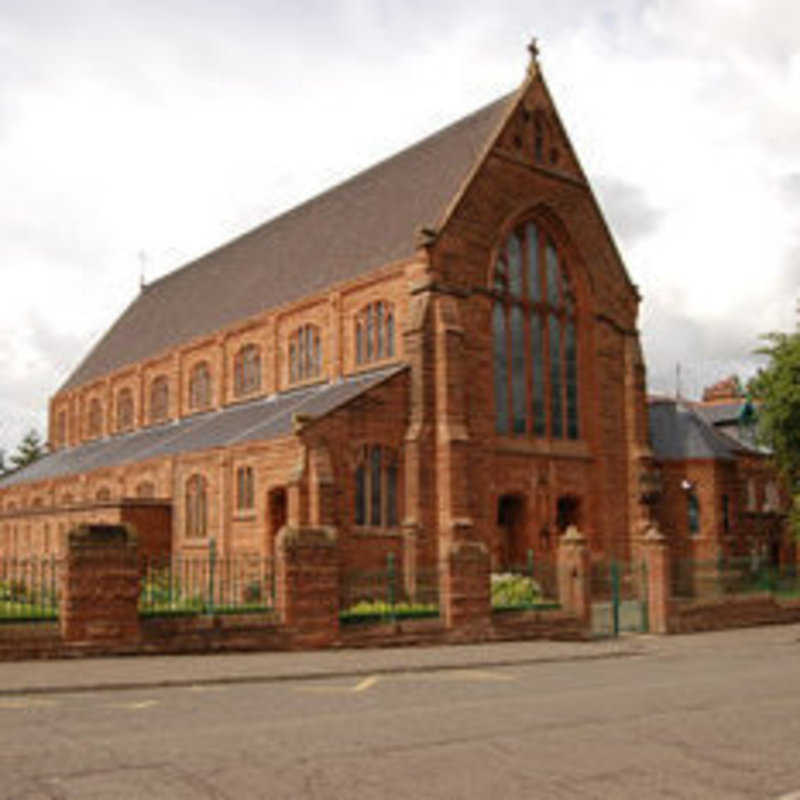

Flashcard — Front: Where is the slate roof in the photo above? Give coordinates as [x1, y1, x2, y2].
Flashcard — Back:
[1, 366, 406, 488]
[648, 399, 737, 461]
[61, 92, 517, 392]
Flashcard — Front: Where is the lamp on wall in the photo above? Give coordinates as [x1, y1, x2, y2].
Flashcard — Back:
[680, 479, 694, 492]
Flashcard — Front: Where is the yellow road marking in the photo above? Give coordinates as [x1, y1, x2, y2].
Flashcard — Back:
[294, 675, 381, 694]
[353, 675, 379, 692]
[109, 699, 159, 710]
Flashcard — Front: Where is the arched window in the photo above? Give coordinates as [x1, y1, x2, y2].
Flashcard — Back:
[185, 474, 208, 539]
[746, 478, 757, 511]
[764, 481, 780, 512]
[149, 376, 169, 424]
[688, 493, 700, 535]
[135, 481, 155, 498]
[234, 344, 261, 397]
[355, 301, 395, 366]
[188, 362, 211, 410]
[236, 466, 255, 511]
[492, 220, 578, 439]
[55, 410, 67, 447]
[116, 387, 134, 432]
[87, 398, 103, 439]
[354, 444, 399, 528]
[288, 324, 322, 384]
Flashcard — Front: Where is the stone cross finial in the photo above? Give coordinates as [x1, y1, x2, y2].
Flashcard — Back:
[528, 37, 540, 63]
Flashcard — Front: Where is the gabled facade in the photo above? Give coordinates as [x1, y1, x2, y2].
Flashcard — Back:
[0, 49, 652, 581]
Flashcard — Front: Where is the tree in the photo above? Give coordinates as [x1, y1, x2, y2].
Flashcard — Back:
[9, 429, 46, 471]
[750, 330, 800, 535]
[0, 449, 6, 476]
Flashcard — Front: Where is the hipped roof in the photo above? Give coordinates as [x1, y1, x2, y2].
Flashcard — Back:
[648, 398, 762, 461]
[61, 91, 517, 392]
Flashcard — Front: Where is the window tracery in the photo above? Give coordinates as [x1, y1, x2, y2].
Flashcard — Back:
[234, 344, 261, 398]
[355, 301, 395, 366]
[288, 324, 321, 383]
[188, 362, 212, 410]
[492, 219, 578, 439]
[116, 388, 134, 432]
[149, 376, 169, 424]
[354, 444, 399, 528]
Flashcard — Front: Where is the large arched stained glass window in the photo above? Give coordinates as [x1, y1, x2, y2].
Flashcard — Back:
[492, 220, 579, 439]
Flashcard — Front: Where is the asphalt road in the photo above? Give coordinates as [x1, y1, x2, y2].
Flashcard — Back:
[2, 630, 800, 799]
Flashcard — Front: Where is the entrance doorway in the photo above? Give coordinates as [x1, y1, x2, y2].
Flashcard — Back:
[556, 495, 581, 533]
[266, 487, 287, 557]
[496, 494, 527, 570]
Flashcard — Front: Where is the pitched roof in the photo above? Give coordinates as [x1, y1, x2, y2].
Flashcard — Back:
[2, 366, 406, 489]
[648, 399, 737, 461]
[61, 92, 517, 392]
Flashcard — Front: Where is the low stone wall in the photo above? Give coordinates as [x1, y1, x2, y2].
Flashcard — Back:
[0, 607, 589, 661]
[668, 594, 800, 634]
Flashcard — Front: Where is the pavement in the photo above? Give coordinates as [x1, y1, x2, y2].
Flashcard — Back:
[0, 635, 648, 696]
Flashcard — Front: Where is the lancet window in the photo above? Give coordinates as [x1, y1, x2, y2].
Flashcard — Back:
[185, 474, 208, 539]
[354, 444, 399, 528]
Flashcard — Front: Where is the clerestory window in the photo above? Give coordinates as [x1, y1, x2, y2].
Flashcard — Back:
[87, 398, 103, 439]
[234, 344, 261, 398]
[188, 362, 212, 411]
[492, 220, 579, 439]
[355, 301, 395, 366]
[116, 387, 134, 432]
[149, 376, 169, 424]
[288, 324, 321, 384]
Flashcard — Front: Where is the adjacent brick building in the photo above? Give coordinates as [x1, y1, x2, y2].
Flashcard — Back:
[648, 377, 792, 575]
[0, 48, 672, 588]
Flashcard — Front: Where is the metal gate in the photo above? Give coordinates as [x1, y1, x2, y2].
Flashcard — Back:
[591, 559, 649, 636]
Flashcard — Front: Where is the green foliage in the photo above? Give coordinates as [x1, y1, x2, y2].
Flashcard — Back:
[10, 429, 46, 471]
[490, 572, 542, 608]
[750, 330, 800, 535]
[0, 580, 29, 602]
[339, 599, 438, 623]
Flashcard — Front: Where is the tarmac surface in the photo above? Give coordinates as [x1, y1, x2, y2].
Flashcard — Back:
[1, 626, 799, 799]
[0, 635, 642, 695]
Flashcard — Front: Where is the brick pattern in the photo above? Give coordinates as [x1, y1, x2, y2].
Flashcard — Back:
[60, 524, 141, 644]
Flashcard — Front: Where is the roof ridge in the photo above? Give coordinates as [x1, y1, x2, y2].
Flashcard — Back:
[143, 91, 517, 297]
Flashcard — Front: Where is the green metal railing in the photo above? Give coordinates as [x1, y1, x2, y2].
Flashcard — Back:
[591, 558, 648, 636]
[671, 557, 800, 600]
[139, 541, 276, 617]
[0, 556, 60, 621]
[339, 553, 440, 624]
[491, 549, 560, 612]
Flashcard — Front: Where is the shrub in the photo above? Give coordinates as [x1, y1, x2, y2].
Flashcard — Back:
[491, 572, 542, 607]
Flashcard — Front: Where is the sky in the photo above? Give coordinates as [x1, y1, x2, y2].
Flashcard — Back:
[1, 0, 798, 456]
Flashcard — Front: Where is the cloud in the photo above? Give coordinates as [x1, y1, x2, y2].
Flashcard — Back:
[593, 177, 665, 247]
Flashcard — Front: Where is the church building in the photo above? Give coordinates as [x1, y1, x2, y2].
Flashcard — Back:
[0, 45, 653, 587]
